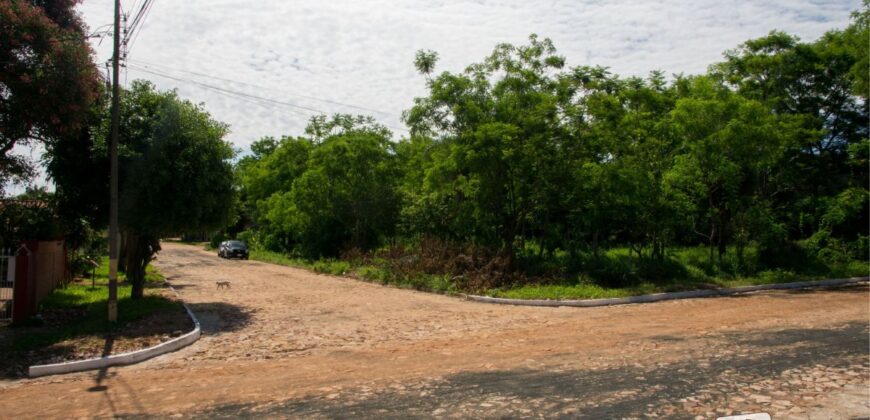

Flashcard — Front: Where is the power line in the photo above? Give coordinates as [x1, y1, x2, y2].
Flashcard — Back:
[127, 64, 318, 116]
[127, 63, 410, 134]
[121, 0, 156, 60]
[125, 0, 151, 42]
[125, 0, 156, 53]
[126, 0, 143, 19]
[129, 59, 393, 116]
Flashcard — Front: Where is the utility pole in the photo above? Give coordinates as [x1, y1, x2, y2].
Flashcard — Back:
[108, 0, 121, 322]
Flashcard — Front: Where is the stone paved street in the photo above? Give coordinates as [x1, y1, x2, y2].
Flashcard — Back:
[0, 243, 867, 418]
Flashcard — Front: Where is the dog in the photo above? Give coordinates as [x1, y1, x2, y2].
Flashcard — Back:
[215, 280, 231, 289]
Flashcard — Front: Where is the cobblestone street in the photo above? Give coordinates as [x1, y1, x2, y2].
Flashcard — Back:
[1, 243, 867, 418]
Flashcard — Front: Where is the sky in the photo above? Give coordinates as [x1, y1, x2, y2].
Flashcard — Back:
[10, 0, 863, 192]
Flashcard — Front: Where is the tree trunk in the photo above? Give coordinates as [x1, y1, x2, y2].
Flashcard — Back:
[124, 231, 160, 299]
[708, 225, 716, 263]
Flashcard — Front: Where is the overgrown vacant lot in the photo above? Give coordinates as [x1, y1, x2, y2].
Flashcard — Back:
[0, 259, 191, 378]
[237, 241, 868, 300]
[0, 242, 865, 418]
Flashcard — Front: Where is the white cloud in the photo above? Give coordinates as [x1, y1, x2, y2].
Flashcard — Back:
[75, 0, 859, 153]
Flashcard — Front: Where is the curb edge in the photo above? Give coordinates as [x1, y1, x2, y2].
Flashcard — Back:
[28, 283, 201, 378]
[466, 277, 870, 308]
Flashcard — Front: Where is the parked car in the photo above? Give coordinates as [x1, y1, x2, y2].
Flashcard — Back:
[218, 240, 249, 259]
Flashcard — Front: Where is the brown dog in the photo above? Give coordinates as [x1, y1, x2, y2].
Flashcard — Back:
[215, 280, 231, 289]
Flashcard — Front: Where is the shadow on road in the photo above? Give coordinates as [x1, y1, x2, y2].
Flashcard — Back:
[182, 322, 867, 419]
[186, 302, 254, 335]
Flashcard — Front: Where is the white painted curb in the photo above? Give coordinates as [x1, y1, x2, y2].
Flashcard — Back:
[28, 286, 201, 378]
[466, 277, 869, 308]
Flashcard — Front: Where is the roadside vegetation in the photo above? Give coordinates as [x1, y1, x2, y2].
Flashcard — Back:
[0, 258, 189, 377]
[2, 2, 867, 304]
[212, 6, 869, 299]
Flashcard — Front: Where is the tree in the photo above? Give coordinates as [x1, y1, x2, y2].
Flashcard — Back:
[260, 116, 400, 257]
[404, 35, 575, 266]
[0, 0, 101, 185]
[666, 76, 792, 262]
[572, 70, 682, 259]
[0, 187, 62, 246]
[414, 49, 438, 83]
[240, 136, 312, 206]
[712, 18, 869, 243]
[113, 81, 235, 298]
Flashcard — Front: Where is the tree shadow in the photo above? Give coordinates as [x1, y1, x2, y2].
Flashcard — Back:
[185, 302, 254, 335]
[194, 322, 868, 419]
[725, 321, 867, 348]
[754, 283, 868, 300]
[162, 282, 197, 290]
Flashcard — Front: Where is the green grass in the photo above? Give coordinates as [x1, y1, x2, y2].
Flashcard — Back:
[250, 249, 316, 270]
[491, 245, 869, 300]
[491, 282, 660, 300]
[243, 244, 867, 301]
[7, 257, 180, 353]
[248, 250, 458, 293]
[250, 250, 350, 275]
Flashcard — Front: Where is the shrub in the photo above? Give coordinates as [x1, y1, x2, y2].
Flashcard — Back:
[683, 264, 709, 282]
[355, 265, 389, 283]
[311, 260, 350, 276]
[209, 232, 226, 250]
[236, 230, 260, 250]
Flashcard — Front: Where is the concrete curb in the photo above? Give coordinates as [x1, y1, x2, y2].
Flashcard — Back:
[466, 277, 869, 308]
[28, 284, 201, 378]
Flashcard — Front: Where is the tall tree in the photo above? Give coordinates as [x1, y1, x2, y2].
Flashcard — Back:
[404, 35, 576, 265]
[0, 0, 101, 185]
[711, 15, 869, 242]
[115, 81, 235, 298]
[259, 115, 400, 257]
[666, 76, 793, 262]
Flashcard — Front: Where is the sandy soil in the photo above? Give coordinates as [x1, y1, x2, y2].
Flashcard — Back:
[0, 242, 866, 418]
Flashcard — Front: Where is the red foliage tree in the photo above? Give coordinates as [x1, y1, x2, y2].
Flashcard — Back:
[0, 0, 101, 183]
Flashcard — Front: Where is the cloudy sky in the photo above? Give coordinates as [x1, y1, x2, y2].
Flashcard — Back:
[11, 0, 859, 193]
[73, 0, 860, 153]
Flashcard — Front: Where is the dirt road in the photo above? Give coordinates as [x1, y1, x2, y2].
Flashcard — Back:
[1, 242, 867, 418]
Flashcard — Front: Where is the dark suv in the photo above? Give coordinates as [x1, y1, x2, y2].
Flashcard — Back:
[218, 240, 249, 259]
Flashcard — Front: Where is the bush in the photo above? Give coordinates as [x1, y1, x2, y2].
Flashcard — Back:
[311, 260, 350, 276]
[209, 232, 226, 250]
[755, 269, 801, 284]
[683, 264, 709, 282]
[236, 230, 259, 250]
[355, 265, 389, 283]
[759, 240, 812, 270]
[637, 257, 687, 282]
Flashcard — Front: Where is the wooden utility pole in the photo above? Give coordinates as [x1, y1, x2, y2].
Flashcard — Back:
[108, 0, 121, 322]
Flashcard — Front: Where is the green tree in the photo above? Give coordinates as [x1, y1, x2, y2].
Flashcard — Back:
[262, 117, 400, 257]
[112, 81, 235, 298]
[712, 18, 868, 243]
[572, 70, 682, 259]
[240, 136, 312, 207]
[666, 76, 792, 262]
[404, 35, 576, 265]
